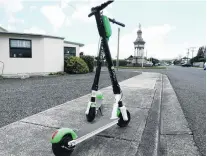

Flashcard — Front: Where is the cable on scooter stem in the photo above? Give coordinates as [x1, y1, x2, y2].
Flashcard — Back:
[97, 37, 101, 56]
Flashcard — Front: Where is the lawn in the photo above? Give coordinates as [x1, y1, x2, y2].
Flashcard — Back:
[115, 66, 166, 69]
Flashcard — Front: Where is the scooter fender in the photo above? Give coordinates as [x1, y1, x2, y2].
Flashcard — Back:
[110, 103, 119, 119]
[120, 106, 128, 121]
[51, 128, 78, 144]
[85, 101, 92, 115]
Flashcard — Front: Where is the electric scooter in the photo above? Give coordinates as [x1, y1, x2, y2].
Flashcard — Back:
[50, 1, 131, 155]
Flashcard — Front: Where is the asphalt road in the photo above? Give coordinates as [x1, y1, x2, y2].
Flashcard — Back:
[0, 71, 140, 128]
[121, 66, 206, 156]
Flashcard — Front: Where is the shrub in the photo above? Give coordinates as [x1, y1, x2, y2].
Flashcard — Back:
[80, 55, 95, 72]
[64, 56, 89, 74]
[118, 59, 127, 66]
[106, 59, 127, 67]
[199, 58, 206, 62]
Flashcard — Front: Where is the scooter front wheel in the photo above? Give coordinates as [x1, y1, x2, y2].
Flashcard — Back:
[117, 110, 131, 127]
[86, 107, 96, 122]
[52, 134, 74, 156]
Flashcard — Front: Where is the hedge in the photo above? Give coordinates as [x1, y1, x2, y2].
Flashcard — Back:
[64, 56, 89, 74]
[80, 55, 95, 72]
[105, 59, 127, 66]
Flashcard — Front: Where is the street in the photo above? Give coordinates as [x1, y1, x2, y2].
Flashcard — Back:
[125, 66, 206, 156]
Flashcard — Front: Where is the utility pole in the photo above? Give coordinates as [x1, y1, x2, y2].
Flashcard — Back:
[116, 28, 120, 71]
[187, 49, 189, 63]
[190, 47, 196, 59]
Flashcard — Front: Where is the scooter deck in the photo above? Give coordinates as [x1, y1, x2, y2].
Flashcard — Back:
[73, 116, 118, 145]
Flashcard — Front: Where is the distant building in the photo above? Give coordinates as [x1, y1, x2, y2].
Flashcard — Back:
[131, 23, 148, 66]
[181, 57, 190, 64]
[125, 55, 133, 65]
[0, 27, 84, 77]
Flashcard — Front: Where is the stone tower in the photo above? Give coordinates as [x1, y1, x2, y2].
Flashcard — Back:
[133, 23, 146, 66]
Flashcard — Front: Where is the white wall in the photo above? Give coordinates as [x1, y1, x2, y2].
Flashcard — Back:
[0, 34, 82, 76]
[0, 35, 45, 75]
[64, 42, 80, 57]
[44, 38, 64, 73]
[193, 62, 204, 67]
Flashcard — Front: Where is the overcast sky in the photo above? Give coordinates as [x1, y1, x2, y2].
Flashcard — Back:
[0, 0, 206, 60]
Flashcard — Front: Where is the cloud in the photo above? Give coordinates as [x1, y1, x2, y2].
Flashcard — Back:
[7, 25, 16, 31]
[65, 17, 72, 26]
[0, 0, 23, 13]
[0, 0, 24, 31]
[81, 24, 177, 60]
[60, 0, 72, 9]
[71, 0, 112, 22]
[8, 16, 24, 24]
[30, 6, 37, 11]
[71, 4, 91, 22]
[41, 4, 73, 32]
[41, 5, 67, 31]
[24, 27, 46, 34]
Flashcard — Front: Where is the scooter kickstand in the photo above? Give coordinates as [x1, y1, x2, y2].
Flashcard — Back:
[98, 107, 103, 116]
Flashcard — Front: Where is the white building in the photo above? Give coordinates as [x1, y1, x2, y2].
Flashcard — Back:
[0, 27, 84, 77]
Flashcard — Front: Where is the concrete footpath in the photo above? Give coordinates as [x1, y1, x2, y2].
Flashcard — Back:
[0, 72, 200, 156]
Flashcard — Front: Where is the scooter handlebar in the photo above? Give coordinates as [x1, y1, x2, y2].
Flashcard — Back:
[108, 18, 125, 27]
[88, 0, 114, 17]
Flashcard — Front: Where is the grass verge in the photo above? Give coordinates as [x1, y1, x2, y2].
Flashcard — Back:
[115, 66, 166, 69]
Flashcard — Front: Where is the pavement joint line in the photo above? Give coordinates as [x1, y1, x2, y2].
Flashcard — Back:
[161, 133, 193, 136]
[104, 106, 150, 110]
[19, 121, 60, 129]
[96, 134, 136, 142]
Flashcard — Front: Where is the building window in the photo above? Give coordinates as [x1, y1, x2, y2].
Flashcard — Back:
[9, 39, 32, 58]
[64, 47, 76, 57]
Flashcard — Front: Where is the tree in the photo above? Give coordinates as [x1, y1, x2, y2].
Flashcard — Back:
[149, 57, 159, 66]
[173, 59, 181, 65]
[190, 46, 206, 64]
[79, 52, 84, 57]
[197, 46, 206, 58]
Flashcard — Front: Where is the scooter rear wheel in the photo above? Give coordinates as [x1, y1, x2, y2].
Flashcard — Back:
[52, 134, 74, 156]
[117, 110, 131, 127]
[86, 107, 96, 122]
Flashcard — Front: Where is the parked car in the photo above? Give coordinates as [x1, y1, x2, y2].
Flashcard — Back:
[181, 63, 192, 67]
[146, 62, 153, 67]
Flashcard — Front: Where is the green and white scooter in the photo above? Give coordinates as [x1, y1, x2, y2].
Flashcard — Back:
[50, 1, 131, 155]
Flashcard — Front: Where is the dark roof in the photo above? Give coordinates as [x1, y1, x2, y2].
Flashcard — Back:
[64, 41, 84, 47]
[134, 39, 146, 45]
[137, 30, 142, 33]
[0, 31, 84, 47]
[0, 31, 64, 40]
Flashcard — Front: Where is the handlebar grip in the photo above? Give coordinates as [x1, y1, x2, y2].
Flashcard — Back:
[109, 18, 125, 27]
[100, 0, 114, 10]
[88, 10, 95, 17]
[88, 0, 114, 17]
